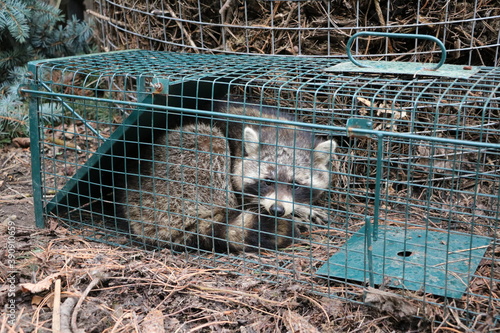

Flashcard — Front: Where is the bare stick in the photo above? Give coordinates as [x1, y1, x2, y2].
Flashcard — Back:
[219, 0, 234, 16]
[86, 9, 126, 28]
[161, 4, 199, 52]
[71, 273, 105, 332]
[52, 279, 62, 333]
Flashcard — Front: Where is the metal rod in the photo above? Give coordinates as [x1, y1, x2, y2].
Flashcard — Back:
[20, 88, 500, 150]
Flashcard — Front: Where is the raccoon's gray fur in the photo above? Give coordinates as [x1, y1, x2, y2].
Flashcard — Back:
[127, 123, 235, 250]
[126, 123, 294, 252]
[127, 103, 337, 252]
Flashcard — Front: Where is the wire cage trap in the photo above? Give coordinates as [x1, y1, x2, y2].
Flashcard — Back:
[26, 39, 499, 327]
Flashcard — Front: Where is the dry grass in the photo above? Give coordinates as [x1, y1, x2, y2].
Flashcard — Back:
[5, 224, 497, 332]
[91, 0, 500, 65]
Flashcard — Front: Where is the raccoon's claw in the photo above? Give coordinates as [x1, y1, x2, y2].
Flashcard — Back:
[294, 206, 329, 225]
[310, 209, 330, 224]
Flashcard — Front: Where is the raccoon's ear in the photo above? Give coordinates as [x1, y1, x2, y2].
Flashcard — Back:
[243, 127, 260, 157]
[313, 140, 337, 165]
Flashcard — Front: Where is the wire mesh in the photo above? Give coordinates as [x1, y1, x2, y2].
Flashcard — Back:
[91, 0, 500, 66]
[27, 50, 499, 328]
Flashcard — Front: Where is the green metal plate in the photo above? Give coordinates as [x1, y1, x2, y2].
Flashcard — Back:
[324, 61, 480, 79]
[317, 225, 490, 298]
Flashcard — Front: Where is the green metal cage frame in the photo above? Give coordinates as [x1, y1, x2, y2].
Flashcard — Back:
[25, 49, 500, 328]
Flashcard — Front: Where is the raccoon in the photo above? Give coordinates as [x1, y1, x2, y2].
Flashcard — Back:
[126, 123, 294, 252]
[127, 103, 337, 252]
[213, 101, 337, 234]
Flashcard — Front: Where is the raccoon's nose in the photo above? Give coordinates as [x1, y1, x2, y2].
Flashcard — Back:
[269, 204, 286, 217]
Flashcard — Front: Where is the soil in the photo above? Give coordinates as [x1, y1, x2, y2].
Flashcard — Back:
[0, 143, 495, 333]
[0, 147, 35, 229]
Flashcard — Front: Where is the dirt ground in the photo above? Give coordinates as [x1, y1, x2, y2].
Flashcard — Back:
[0, 143, 496, 332]
[0, 147, 35, 229]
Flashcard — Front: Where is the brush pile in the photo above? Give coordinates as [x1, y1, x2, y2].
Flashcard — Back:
[93, 0, 500, 65]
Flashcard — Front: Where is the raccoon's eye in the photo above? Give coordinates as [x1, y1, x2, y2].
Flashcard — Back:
[263, 178, 274, 187]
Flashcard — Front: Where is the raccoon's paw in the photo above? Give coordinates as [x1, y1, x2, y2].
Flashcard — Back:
[294, 206, 330, 225]
[245, 230, 293, 251]
[310, 209, 330, 225]
[243, 215, 297, 251]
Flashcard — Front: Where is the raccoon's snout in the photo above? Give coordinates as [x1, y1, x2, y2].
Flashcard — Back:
[261, 196, 294, 217]
[269, 204, 286, 217]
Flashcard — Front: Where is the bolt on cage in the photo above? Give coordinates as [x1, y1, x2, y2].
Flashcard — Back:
[26, 49, 499, 328]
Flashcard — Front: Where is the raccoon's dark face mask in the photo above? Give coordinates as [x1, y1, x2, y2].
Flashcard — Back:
[231, 126, 337, 217]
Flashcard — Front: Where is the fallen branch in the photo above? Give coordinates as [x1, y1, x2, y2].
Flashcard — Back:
[52, 279, 62, 333]
[71, 271, 108, 333]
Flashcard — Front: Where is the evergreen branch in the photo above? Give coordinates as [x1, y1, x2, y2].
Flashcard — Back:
[0, 114, 26, 125]
[0, 0, 30, 43]
[27, 0, 63, 23]
[0, 0, 93, 140]
[0, 48, 32, 72]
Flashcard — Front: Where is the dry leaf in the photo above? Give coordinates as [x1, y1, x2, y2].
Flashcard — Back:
[31, 294, 55, 309]
[364, 287, 417, 318]
[282, 309, 319, 333]
[20, 273, 62, 293]
[141, 309, 165, 333]
[12, 137, 30, 148]
[31, 295, 45, 306]
[357, 97, 373, 107]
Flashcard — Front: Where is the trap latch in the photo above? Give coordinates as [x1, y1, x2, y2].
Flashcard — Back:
[324, 32, 480, 79]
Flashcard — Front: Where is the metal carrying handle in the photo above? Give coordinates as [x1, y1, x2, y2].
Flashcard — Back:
[346, 32, 447, 71]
